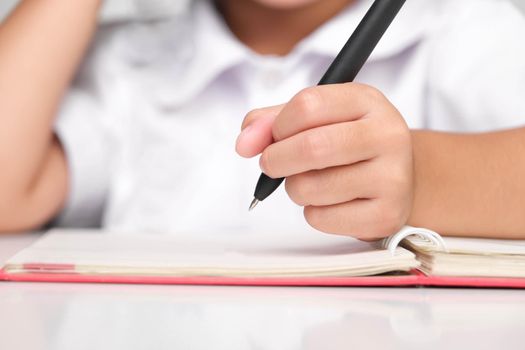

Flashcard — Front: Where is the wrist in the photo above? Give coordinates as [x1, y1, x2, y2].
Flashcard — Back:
[407, 130, 437, 229]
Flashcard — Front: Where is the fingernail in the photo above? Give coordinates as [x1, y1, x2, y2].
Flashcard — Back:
[259, 153, 267, 173]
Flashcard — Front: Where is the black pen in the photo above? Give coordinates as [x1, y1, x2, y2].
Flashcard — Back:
[249, 0, 406, 210]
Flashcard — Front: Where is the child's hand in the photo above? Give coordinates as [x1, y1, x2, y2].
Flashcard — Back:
[236, 83, 413, 240]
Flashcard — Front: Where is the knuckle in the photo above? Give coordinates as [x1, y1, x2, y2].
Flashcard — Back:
[293, 87, 323, 118]
[359, 84, 384, 102]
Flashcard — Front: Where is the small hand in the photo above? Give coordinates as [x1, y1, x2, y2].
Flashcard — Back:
[236, 83, 413, 240]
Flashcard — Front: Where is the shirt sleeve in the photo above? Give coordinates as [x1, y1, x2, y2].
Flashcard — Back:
[53, 27, 124, 228]
[54, 90, 113, 228]
[426, 0, 525, 132]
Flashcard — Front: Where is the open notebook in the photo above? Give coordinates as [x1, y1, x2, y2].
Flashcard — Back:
[1, 227, 525, 288]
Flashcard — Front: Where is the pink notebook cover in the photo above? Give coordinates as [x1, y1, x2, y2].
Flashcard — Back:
[2, 266, 525, 288]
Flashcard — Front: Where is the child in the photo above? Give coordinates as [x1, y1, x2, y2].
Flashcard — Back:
[0, 0, 524, 239]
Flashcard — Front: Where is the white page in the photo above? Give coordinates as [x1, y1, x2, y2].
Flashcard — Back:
[404, 235, 525, 277]
[405, 236, 525, 256]
[4, 230, 419, 277]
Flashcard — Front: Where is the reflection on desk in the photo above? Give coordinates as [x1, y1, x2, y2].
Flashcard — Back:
[2, 281, 525, 349]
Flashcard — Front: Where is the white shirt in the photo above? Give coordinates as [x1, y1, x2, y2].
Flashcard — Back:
[55, 0, 525, 234]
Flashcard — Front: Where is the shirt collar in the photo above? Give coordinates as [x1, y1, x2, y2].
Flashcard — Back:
[146, 0, 438, 108]
[183, 0, 249, 92]
[140, 0, 248, 108]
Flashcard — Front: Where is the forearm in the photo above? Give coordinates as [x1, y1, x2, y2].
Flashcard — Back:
[409, 128, 525, 238]
[0, 0, 101, 199]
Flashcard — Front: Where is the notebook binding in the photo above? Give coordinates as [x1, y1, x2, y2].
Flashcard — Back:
[382, 226, 448, 256]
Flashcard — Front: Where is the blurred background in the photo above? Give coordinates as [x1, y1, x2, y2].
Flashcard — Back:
[1, 0, 525, 22]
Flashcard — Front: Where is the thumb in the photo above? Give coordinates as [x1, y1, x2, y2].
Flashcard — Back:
[236, 104, 283, 158]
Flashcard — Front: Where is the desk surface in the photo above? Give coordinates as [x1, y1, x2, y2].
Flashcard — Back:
[1, 233, 524, 350]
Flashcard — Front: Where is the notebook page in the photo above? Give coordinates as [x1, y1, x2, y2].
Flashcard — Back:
[403, 236, 525, 277]
[405, 236, 525, 256]
[4, 230, 419, 277]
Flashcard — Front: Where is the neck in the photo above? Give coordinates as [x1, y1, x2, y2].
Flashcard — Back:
[215, 0, 355, 56]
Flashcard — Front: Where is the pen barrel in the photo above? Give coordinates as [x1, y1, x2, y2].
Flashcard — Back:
[319, 0, 406, 85]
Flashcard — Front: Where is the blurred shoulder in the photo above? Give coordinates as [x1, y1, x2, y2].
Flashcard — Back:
[75, 4, 196, 79]
[426, 0, 525, 47]
[422, 0, 525, 131]
[424, 0, 525, 81]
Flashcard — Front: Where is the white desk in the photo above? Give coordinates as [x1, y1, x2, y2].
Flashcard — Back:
[1, 233, 524, 350]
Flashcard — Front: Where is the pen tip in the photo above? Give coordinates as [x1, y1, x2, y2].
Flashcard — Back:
[249, 198, 259, 211]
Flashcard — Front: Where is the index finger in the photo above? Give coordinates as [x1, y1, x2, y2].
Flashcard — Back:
[272, 83, 385, 142]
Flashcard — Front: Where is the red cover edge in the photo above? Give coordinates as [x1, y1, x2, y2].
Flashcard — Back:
[1, 268, 525, 288]
[0, 269, 420, 287]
